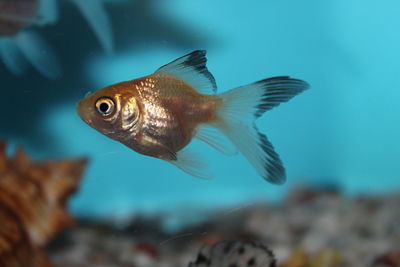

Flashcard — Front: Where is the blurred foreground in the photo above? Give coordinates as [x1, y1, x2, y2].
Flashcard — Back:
[50, 186, 400, 267]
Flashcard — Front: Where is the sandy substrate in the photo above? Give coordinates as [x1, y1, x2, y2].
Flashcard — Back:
[48, 186, 400, 267]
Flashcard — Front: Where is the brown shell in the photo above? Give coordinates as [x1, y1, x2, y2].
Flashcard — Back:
[0, 0, 39, 36]
[0, 142, 87, 267]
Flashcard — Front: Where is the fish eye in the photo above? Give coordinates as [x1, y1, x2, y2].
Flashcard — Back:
[95, 97, 115, 116]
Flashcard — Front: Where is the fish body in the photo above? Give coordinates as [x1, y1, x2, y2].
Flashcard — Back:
[81, 74, 219, 161]
[77, 50, 309, 183]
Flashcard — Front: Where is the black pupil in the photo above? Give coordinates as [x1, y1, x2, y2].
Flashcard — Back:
[99, 102, 109, 113]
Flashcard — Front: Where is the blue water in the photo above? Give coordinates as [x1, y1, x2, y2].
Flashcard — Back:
[2, 0, 400, 218]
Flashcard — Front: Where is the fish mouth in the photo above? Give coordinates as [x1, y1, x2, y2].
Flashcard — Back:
[76, 101, 92, 125]
[76, 100, 83, 117]
[75, 101, 115, 135]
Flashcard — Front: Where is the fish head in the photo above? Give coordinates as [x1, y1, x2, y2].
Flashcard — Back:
[76, 81, 141, 140]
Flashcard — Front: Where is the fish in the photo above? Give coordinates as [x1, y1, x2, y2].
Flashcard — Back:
[77, 50, 309, 183]
[0, 0, 113, 78]
[188, 240, 276, 267]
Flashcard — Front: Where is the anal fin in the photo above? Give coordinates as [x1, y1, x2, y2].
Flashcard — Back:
[195, 125, 237, 156]
[166, 149, 212, 180]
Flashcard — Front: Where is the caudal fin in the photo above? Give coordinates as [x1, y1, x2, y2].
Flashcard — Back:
[215, 77, 309, 184]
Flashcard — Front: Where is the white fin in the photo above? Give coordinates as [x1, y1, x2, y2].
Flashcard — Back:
[70, 0, 113, 54]
[188, 241, 276, 267]
[222, 122, 286, 184]
[195, 125, 237, 156]
[37, 0, 59, 25]
[0, 38, 28, 75]
[166, 149, 212, 180]
[14, 31, 61, 79]
[216, 77, 309, 184]
[219, 76, 309, 121]
[155, 50, 217, 94]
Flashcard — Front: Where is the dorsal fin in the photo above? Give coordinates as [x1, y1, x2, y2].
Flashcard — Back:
[155, 50, 217, 94]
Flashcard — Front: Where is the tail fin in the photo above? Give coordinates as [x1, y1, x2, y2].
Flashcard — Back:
[215, 77, 309, 184]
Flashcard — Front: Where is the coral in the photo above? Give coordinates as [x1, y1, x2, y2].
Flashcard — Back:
[0, 0, 39, 36]
[0, 142, 87, 267]
[0, 0, 114, 78]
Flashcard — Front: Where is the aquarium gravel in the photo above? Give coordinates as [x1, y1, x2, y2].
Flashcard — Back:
[49, 186, 400, 267]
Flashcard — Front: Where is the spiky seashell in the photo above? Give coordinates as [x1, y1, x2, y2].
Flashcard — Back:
[0, 142, 87, 267]
[188, 240, 276, 267]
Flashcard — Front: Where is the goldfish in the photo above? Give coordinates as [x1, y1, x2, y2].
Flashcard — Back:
[0, 0, 113, 78]
[77, 50, 309, 183]
[188, 240, 276, 267]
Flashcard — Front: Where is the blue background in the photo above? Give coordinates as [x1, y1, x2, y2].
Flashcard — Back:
[2, 0, 399, 218]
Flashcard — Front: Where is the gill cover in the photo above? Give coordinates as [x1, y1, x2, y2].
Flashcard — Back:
[121, 97, 139, 131]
